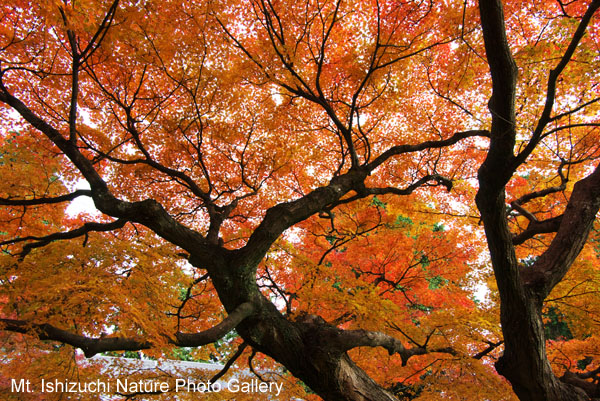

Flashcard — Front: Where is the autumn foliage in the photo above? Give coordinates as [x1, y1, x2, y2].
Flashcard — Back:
[0, 0, 599, 400]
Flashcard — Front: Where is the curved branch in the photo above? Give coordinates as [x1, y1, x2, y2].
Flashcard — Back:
[367, 130, 489, 173]
[242, 129, 485, 266]
[240, 168, 369, 264]
[332, 324, 501, 364]
[175, 301, 255, 346]
[292, 315, 459, 367]
[210, 342, 249, 383]
[0, 318, 151, 358]
[333, 328, 456, 366]
[512, 215, 563, 245]
[0, 82, 210, 260]
[330, 174, 453, 210]
[0, 218, 127, 259]
[522, 163, 600, 299]
[0, 189, 92, 206]
[516, 0, 600, 165]
[0, 302, 255, 357]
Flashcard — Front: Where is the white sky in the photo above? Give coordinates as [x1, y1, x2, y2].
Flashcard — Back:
[65, 178, 101, 217]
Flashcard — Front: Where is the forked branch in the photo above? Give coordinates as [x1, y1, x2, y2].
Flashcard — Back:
[333, 328, 456, 366]
[516, 0, 600, 166]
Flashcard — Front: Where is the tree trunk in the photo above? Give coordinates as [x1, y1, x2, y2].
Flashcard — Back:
[234, 301, 399, 401]
[203, 255, 398, 401]
[477, 0, 600, 399]
[494, 294, 590, 401]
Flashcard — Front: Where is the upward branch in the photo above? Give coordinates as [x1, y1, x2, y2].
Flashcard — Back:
[240, 127, 484, 266]
[516, 0, 600, 165]
[477, 0, 519, 192]
[522, 163, 600, 300]
[0, 84, 210, 260]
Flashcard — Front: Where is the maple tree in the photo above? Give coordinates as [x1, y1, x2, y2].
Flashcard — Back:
[0, 0, 599, 400]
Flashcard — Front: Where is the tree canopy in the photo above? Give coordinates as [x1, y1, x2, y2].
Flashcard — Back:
[0, 0, 599, 400]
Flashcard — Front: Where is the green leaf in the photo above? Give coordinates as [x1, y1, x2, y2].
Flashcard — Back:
[432, 222, 445, 232]
[371, 196, 387, 209]
[395, 215, 413, 227]
[427, 275, 448, 290]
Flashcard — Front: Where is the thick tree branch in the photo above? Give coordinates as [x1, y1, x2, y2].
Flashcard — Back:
[512, 215, 563, 246]
[241, 129, 485, 267]
[0, 302, 255, 357]
[477, 0, 519, 194]
[175, 302, 255, 346]
[338, 321, 502, 362]
[367, 130, 489, 173]
[241, 132, 480, 262]
[476, 0, 522, 303]
[522, 164, 600, 299]
[0, 218, 127, 259]
[240, 168, 369, 264]
[0, 318, 151, 358]
[475, 2, 600, 400]
[560, 371, 600, 399]
[0, 83, 210, 261]
[293, 315, 458, 367]
[333, 328, 456, 366]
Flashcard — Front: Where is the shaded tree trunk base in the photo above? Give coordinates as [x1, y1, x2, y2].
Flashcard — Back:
[497, 356, 594, 401]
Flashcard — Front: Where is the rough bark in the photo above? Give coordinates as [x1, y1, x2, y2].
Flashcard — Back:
[477, 0, 600, 400]
[0, 84, 429, 400]
[1, 0, 599, 400]
[0, 302, 255, 357]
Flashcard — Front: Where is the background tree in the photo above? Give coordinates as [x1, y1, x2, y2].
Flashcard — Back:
[0, 0, 599, 400]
